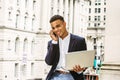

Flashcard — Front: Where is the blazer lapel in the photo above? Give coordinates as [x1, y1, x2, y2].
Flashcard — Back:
[68, 34, 75, 52]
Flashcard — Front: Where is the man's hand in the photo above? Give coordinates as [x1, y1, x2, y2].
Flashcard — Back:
[49, 30, 58, 41]
[71, 65, 86, 72]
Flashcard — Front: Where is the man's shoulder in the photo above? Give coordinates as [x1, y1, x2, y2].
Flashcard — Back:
[70, 33, 85, 40]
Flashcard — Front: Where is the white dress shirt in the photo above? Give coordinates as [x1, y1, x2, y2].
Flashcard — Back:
[56, 33, 70, 71]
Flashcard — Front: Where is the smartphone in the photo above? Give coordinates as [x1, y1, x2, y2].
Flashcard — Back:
[53, 32, 57, 37]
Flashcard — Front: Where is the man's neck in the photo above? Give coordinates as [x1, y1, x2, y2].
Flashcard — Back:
[61, 32, 68, 39]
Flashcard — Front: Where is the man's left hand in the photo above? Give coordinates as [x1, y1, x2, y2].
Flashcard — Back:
[71, 65, 86, 72]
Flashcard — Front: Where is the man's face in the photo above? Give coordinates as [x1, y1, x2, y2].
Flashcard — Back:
[50, 19, 66, 38]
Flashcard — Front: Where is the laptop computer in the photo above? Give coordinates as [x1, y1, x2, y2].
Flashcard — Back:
[65, 50, 95, 70]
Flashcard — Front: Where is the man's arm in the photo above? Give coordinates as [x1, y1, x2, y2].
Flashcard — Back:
[45, 41, 59, 65]
[70, 37, 87, 80]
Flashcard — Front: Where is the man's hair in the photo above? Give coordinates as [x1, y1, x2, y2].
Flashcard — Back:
[49, 15, 64, 23]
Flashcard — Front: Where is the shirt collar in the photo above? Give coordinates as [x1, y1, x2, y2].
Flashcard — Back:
[59, 33, 70, 41]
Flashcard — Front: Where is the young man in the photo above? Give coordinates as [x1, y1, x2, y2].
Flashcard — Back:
[45, 15, 87, 80]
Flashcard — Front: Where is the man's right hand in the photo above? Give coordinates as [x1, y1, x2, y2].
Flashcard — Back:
[49, 30, 58, 41]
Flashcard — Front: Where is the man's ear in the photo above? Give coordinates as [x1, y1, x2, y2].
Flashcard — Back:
[63, 22, 66, 26]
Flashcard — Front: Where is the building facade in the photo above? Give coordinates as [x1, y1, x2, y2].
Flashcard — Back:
[0, 0, 92, 80]
[86, 0, 106, 67]
[100, 0, 120, 80]
[0, 0, 43, 80]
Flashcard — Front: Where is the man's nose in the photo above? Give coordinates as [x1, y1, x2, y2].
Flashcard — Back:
[54, 27, 58, 31]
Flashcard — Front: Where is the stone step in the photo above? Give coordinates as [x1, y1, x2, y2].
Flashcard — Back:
[101, 63, 120, 71]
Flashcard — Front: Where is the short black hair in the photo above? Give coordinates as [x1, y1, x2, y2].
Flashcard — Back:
[49, 15, 64, 23]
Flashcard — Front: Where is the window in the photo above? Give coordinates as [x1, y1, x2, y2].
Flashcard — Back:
[89, 8, 91, 13]
[94, 23, 97, 27]
[8, 12, 12, 20]
[15, 37, 20, 54]
[31, 63, 34, 75]
[88, 23, 91, 27]
[32, 15, 35, 31]
[63, 0, 65, 17]
[32, 18, 34, 31]
[103, 15, 106, 21]
[104, 0, 106, 5]
[33, 0, 36, 10]
[24, 16, 27, 29]
[98, 16, 100, 21]
[58, 0, 60, 9]
[98, 8, 101, 13]
[22, 64, 27, 76]
[15, 14, 19, 28]
[31, 40, 35, 55]
[94, 16, 97, 21]
[15, 63, 19, 77]
[8, 40, 11, 50]
[89, 16, 91, 21]
[23, 38, 28, 53]
[89, 1, 91, 6]
[17, 0, 20, 6]
[95, 3, 97, 5]
[98, 3, 101, 5]
[23, 38, 28, 64]
[25, 0, 28, 8]
[24, 12, 28, 30]
[15, 10, 20, 28]
[103, 22, 106, 25]
[104, 2, 106, 5]
[95, 8, 97, 13]
[98, 23, 100, 26]
[104, 8, 106, 13]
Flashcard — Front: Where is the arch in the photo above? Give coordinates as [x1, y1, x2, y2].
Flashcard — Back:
[23, 38, 28, 53]
[31, 39, 35, 55]
[15, 37, 20, 54]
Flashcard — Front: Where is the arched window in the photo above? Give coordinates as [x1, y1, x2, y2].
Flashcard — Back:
[8, 12, 12, 20]
[33, 0, 36, 10]
[23, 38, 28, 53]
[25, 0, 28, 8]
[14, 63, 19, 77]
[8, 40, 11, 50]
[31, 39, 35, 55]
[15, 37, 20, 54]
[24, 12, 28, 29]
[31, 63, 34, 75]
[31, 15, 36, 31]
[17, 0, 20, 6]
[15, 10, 20, 28]
[22, 64, 27, 76]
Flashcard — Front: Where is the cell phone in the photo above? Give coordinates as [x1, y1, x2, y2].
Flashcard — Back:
[53, 32, 57, 37]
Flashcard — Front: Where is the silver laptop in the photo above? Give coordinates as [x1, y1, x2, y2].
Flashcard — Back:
[65, 50, 95, 70]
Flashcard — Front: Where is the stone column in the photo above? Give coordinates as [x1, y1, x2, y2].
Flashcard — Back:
[59, 0, 63, 16]
[64, 0, 68, 28]
[69, 0, 74, 33]
[53, 0, 58, 15]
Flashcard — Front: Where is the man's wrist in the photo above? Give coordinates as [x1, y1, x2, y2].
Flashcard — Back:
[52, 40, 58, 44]
[77, 71, 83, 74]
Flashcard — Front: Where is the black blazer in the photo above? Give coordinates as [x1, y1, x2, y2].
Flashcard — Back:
[45, 34, 87, 80]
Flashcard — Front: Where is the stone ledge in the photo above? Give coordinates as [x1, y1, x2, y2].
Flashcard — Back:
[101, 63, 120, 71]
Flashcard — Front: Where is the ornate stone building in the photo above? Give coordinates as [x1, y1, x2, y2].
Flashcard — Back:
[87, 0, 106, 67]
[0, 0, 91, 80]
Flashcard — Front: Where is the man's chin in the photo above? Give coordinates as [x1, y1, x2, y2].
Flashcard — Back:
[57, 34, 61, 37]
[58, 34, 63, 38]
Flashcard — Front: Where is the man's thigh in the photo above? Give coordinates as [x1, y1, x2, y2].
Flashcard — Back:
[50, 72, 74, 80]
